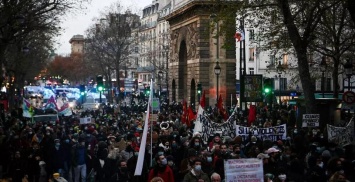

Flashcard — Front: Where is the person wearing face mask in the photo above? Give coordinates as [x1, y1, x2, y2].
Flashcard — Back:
[201, 152, 214, 177]
[166, 155, 179, 181]
[51, 139, 65, 178]
[148, 154, 175, 182]
[183, 158, 210, 182]
[108, 160, 130, 182]
[71, 137, 88, 182]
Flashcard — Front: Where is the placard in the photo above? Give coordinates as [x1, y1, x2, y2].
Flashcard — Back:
[80, 117, 93, 124]
[224, 159, 264, 182]
[242, 75, 263, 102]
[327, 119, 354, 147]
[302, 114, 320, 127]
[236, 124, 287, 141]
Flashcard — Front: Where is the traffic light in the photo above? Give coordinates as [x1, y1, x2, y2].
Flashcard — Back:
[96, 75, 104, 91]
[145, 86, 150, 95]
[263, 78, 272, 94]
[197, 83, 202, 95]
[79, 85, 85, 95]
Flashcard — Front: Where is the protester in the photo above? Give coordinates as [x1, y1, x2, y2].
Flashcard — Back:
[147, 154, 175, 182]
[1, 94, 354, 182]
[183, 158, 210, 182]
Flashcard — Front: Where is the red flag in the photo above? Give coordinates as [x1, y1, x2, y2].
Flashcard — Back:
[248, 105, 257, 126]
[181, 100, 188, 124]
[217, 95, 229, 120]
[187, 106, 196, 127]
[200, 91, 206, 108]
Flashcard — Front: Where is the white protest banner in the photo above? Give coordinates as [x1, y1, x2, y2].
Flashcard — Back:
[224, 158, 264, 182]
[236, 124, 287, 141]
[302, 114, 320, 127]
[199, 107, 238, 144]
[80, 117, 93, 124]
[327, 119, 354, 147]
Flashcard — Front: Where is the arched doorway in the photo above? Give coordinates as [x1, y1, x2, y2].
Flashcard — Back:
[190, 79, 196, 107]
[172, 79, 176, 102]
[178, 40, 187, 101]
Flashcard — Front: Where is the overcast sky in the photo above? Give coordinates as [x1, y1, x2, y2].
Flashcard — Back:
[55, 0, 151, 55]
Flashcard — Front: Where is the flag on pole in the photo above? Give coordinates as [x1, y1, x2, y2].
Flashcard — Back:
[23, 99, 33, 118]
[187, 105, 196, 127]
[200, 91, 206, 108]
[181, 100, 188, 125]
[58, 103, 72, 116]
[193, 105, 204, 134]
[134, 80, 153, 176]
[217, 95, 229, 120]
[234, 30, 245, 42]
[44, 96, 58, 110]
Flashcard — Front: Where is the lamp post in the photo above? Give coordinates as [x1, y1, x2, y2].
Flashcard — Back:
[320, 56, 327, 98]
[211, 13, 221, 103]
[276, 61, 283, 105]
[344, 59, 353, 91]
[214, 61, 221, 102]
[158, 70, 163, 99]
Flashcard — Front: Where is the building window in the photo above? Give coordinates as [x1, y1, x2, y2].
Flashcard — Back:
[135, 47, 138, 53]
[326, 77, 331, 91]
[283, 54, 288, 65]
[249, 29, 255, 41]
[249, 48, 255, 61]
[269, 54, 275, 66]
[280, 78, 287, 90]
[249, 67, 254, 75]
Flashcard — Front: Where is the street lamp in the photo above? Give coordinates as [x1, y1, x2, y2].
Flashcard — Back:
[344, 59, 353, 91]
[320, 56, 327, 98]
[214, 61, 221, 102]
[276, 61, 283, 105]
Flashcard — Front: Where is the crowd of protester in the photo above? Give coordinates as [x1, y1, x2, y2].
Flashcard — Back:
[0, 97, 354, 182]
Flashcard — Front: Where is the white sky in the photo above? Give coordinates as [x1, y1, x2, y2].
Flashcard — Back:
[55, 0, 151, 55]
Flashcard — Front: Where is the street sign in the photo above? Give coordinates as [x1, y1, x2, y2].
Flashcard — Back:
[302, 114, 320, 127]
[342, 91, 355, 104]
[152, 98, 160, 111]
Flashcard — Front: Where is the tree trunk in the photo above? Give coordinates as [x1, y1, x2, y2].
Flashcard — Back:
[296, 48, 317, 114]
[347, 0, 355, 24]
[332, 60, 340, 99]
[277, 0, 317, 114]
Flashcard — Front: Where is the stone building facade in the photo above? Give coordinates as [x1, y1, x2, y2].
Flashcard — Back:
[166, 1, 236, 107]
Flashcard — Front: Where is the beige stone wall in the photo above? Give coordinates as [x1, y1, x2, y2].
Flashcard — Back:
[167, 3, 236, 108]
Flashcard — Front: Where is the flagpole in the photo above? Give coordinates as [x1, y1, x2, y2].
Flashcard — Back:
[150, 79, 153, 167]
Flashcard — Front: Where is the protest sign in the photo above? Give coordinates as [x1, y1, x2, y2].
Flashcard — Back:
[236, 124, 287, 141]
[224, 158, 263, 182]
[302, 114, 320, 127]
[80, 117, 93, 124]
[327, 119, 354, 147]
[198, 107, 238, 144]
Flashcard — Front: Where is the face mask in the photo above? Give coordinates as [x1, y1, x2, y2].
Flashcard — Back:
[207, 157, 212, 162]
[158, 152, 164, 156]
[161, 158, 167, 165]
[46, 132, 50, 136]
[65, 139, 70, 144]
[194, 165, 201, 171]
[55, 143, 60, 147]
[172, 143, 177, 148]
[81, 142, 85, 146]
[135, 152, 139, 156]
[29, 132, 33, 135]
[318, 162, 324, 168]
[278, 174, 286, 180]
[120, 167, 127, 172]
[63, 122, 65, 124]
[194, 142, 199, 147]
[168, 161, 174, 166]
